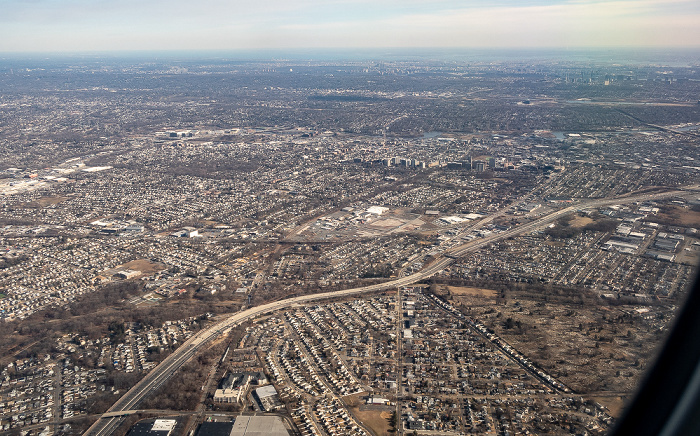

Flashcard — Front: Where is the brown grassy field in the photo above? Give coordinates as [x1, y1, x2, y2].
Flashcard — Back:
[350, 407, 392, 436]
[569, 216, 594, 228]
[120, 259, 166, 274]
[23, 196, 68, 208]
[445, 286, 498, 298]
[590, 395, 629, 418]
[651, 206, 700, 227]
[432, 285, 498, 308]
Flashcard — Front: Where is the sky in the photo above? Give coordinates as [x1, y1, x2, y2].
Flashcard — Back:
[1, 0, 699, 52]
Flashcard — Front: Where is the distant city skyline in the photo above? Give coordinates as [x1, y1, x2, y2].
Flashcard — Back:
[2, 0, 699, 53]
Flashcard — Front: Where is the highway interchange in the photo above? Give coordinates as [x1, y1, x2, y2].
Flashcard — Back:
[84, 188, 695, 436]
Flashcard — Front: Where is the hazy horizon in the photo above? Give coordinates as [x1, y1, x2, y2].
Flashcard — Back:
[2, 47, 700, 67]
[2, 0, 699, 53]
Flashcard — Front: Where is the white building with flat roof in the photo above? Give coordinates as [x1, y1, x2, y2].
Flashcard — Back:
[367, 206, 389, 215]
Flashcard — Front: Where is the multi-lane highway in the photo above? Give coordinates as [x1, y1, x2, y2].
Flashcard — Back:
[84, 188, 693, 436]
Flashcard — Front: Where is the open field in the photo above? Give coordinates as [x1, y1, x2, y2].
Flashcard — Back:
[23, 195, 69, 208]
[591, 395, 629, 418]
[120, 259, 167, 274]
[350, 407, 392, 436]
[370, 218, 405, 228]
[434, 285, 498, 307]
[445, 286, 498, 298]
[570, 215, 594, 228]
[651, 206, 700, 227]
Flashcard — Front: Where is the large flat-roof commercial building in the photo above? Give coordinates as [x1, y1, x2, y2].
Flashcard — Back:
[230, 416, 288, 436]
